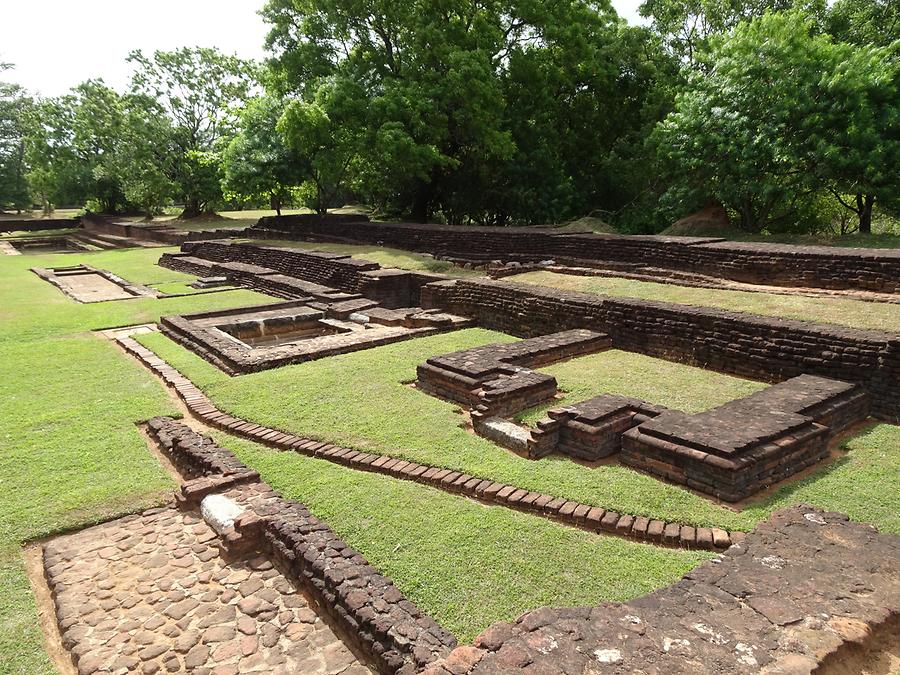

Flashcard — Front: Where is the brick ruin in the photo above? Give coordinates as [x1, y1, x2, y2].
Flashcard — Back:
[161, 299, 470, 375]
[27, 230, 894, 673]
[154, 239, 893, 498]
[244, 215, 900, 293]
[147, 418, 457, 673]
[420, 278, 900, 423]
[162, 240, 446, 309]
[425, 505, 900, 674]
[32, 264, 163, 303]
[415, 332, 870, 502]
[621, 375, 869, 501]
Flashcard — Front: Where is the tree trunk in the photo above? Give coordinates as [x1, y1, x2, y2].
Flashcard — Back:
[857, 193, 874, 235]
[180, 197, 203, 220]
[410, 178, 435, 224]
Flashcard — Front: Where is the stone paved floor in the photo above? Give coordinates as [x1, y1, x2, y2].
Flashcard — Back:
[44, 506, 373, 675]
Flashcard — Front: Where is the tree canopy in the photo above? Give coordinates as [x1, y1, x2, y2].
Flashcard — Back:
[0, 0, 897, 236]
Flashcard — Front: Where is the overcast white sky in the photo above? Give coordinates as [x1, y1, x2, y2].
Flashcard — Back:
[1, 0, 646, 96]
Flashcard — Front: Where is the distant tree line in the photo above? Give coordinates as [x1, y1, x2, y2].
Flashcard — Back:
[0, 0, 897, 235]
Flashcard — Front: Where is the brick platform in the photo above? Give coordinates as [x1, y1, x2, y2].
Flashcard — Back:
[420, 278, 900, 422]
[160, 298, 471, 375]
[424, 505, 900, 674]
[622, 375, 870, 501]
[416, 329, 612, 416]
[534, 395, 667, 461]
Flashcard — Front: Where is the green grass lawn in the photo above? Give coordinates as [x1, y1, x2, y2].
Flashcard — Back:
[513, 271, 900, 333]
[0, 247, 280, 672]
[515, 350, 765, 426]
[0, 245, 720, 671]
[220, 431, 710, 642]
[135, 329, 900, 535]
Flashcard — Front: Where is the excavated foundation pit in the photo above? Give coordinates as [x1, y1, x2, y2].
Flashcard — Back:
[215, 314, 351, 348]
[31, 264, 163, 303]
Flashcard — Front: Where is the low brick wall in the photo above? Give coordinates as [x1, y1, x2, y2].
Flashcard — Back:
[82, 212, 187, 245]
[177, 241, 448, 308]
[0, 217, 80, 232]
[420, 279, 900, 422]
[147, 417, 457, 674]
[248, 216, 900, 293]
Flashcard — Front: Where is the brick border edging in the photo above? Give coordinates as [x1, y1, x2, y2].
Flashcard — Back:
[146, 416, 457, 675]
[117, 335, 739, 552]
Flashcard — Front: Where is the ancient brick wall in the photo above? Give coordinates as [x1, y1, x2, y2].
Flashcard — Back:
[0, 217, 80, 232]
[421, 279, 900, 422]
[182, 241, 377, 293]
[178, 241, 448, 308]
[249, 216, 900, 292]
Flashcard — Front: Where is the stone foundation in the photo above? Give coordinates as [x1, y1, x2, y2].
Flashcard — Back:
[621, 375, 870, 501]
[146, 417, 457, 673]
[161, 298, 471, 375]
[416, 329, 612, 415]
[420, 278, 900, 422]
[32, 264, 163, 303]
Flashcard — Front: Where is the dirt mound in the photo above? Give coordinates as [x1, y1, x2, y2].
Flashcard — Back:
[549, 216, 617, 234]
[663, 203, 737, 237]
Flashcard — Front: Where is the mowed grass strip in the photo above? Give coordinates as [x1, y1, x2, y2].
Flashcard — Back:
[0, 247, 276, 672]
[135, 329, 900, 534]
[0, 336, 178, 672]
[513, 270, 900, 333]
[0, 247, 274, 343]
[218, 431, 712, 643]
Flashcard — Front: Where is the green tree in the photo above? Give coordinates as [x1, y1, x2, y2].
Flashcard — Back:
[639, 0, 825, 65]
[0, 63, 31, 211]
[827, 0, 899, 47]
[654, 11, 900, 233]
[128, 47, 256, 218]
[263, 0, 665, 224]
[277, 79, 366, 214]
[803, 41, 900, 233]
[222, 96, 303, 215]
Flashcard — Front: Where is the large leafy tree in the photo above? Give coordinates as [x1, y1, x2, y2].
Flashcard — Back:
[26, 81, 177, 216]
[277, 78, 367, 214]
[262, 0, 661, 225]
[0, 63, 31, 211]
[827, 0, 898, 47]
[223, 95, 305, 214]
[128, 47, 256, 218]
[654, 11, 899, 233]
[639, 0, 826, 65]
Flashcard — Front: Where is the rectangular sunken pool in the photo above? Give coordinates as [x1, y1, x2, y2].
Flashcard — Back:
[8, 236, 92, 254]
[161, 299, 472, 374]
[32, 265, 163, 303]
[214, 309, 352, 347]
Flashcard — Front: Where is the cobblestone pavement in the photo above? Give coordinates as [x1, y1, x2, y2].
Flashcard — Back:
[44, 506, 373, 675]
